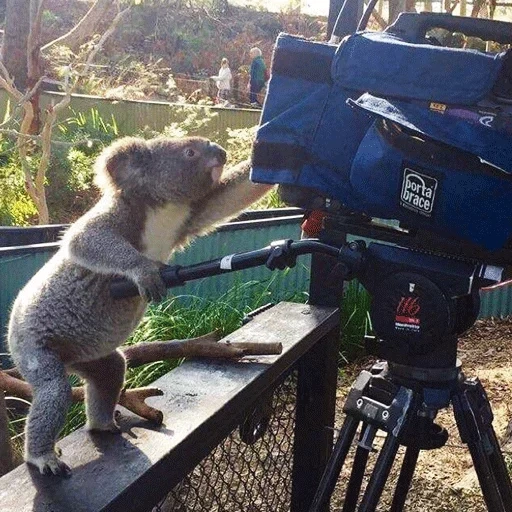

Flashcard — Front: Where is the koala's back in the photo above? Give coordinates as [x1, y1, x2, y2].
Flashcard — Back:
[8, 250, 145, 366]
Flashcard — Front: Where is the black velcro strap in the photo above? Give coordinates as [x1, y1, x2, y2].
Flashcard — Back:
[271, 48, 333, 84]
[251, 141, 310, 173]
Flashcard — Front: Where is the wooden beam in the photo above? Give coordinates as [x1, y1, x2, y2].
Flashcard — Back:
[0, 302, 338, 512]
[0, 390, 14, 477]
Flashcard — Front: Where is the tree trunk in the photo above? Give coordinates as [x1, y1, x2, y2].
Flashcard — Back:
[2, 0, 31, 91]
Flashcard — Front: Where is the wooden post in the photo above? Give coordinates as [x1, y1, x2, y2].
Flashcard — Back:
[460, 0, 467, 16]
[328, 0, 346, 38]
[0, 389, 14, 477]
[291, 231, 346, 512]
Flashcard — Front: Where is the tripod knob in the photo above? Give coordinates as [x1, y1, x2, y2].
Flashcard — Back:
[401, 419, 449, 450]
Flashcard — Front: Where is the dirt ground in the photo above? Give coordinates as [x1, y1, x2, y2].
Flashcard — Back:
[331, 317, 512, 512]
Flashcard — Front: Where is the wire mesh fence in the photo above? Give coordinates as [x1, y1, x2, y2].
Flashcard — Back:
[153, 370, 298, 512]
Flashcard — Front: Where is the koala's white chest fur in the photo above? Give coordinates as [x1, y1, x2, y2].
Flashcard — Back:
[142, 202, 191, 262]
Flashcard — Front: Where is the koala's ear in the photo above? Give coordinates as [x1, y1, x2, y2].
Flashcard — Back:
[94, 137, 152, 194]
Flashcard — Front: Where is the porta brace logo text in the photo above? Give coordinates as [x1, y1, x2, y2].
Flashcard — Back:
[400, 168, 438, 216]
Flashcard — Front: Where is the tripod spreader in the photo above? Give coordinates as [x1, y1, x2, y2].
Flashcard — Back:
[110, 239, 364, 299]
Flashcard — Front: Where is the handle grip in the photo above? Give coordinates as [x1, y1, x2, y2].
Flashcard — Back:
[110, 240, 348, 300]
[387, 12, 512, 45]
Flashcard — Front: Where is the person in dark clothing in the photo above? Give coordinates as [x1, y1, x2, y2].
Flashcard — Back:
[248, 47, 267, 107]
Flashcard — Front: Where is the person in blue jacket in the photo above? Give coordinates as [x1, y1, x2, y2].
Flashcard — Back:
[248, 47, 267, 107]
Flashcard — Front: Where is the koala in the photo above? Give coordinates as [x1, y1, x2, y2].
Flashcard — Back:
[7, 136, 273, 477]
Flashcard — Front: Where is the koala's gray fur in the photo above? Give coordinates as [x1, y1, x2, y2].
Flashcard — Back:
[7, 136, 272, 477]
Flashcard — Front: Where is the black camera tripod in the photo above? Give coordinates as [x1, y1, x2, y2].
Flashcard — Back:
[309, 338, 512, 512]
[109, 233, 512, 511]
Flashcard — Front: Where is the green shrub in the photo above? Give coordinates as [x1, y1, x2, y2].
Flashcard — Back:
[46, 108, 119, 222]
[0, 137, 38, 226]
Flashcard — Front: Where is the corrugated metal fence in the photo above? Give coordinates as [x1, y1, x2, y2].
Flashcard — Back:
[0, 90, 261, 144]
[480, 283, 512, 319]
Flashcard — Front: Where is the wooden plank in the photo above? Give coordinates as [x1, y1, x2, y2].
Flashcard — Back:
[0, 302, 338, 512]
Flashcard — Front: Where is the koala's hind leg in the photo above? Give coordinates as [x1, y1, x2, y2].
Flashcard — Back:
[19, 347, 72, 477]
[71, 349, 126, 432]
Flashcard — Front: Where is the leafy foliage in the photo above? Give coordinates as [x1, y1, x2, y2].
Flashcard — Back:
[45, 108, 120, 222]
[36, 1, 326, 102]
[0, 102, 275, 224]
[0, 107, 118, 225]
[0, 151, 38, 226]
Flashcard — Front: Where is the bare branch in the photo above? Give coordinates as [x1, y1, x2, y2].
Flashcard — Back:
[0, 55, 41, 208]
[17, 100, 42, 217]
[42, 0, 118, 53]
[123, 331, 283, 367]
[82, 5, 131, 75]
[0, 61, 24, 103]
[119, 388, 164, 425]
[34, 105, 57, 222]
[5, 333, 283, 382]
[22, 75, 46, 103]
[371, 9, 387, 29]
[0, 371, 164, 424]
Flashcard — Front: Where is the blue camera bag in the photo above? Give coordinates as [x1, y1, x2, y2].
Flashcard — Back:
[251, 31, 512, 251]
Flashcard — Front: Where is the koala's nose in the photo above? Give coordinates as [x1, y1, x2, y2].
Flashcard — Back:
[210, 142, 227, 165]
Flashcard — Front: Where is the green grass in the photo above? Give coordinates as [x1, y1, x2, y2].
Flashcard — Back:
[339, 281, 372, 365]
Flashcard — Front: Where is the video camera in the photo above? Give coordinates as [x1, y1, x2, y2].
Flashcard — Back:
[250, 8, 512, 268]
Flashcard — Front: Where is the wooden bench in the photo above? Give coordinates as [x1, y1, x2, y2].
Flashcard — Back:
[0, 302, 339, 512]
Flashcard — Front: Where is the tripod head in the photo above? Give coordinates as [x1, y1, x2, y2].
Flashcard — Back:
[355, 241, 501, 369]
[305, 209, 509, 370]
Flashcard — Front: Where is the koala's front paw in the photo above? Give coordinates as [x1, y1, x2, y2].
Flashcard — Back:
[134, 263, 167, 302]
[26, 452, 72, 478]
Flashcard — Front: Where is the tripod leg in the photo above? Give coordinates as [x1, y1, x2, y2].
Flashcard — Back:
[486, 428, 512, 510]
[342, 424, 378, 512]
[389, 446, 420, 512]
[462, 437, 505, 512]
[309, 416, 360, 512]
[452, 378, 508, 512]
[357, 432, 401, 512]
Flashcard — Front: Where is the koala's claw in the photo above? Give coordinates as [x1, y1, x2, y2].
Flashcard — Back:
[27, 453, 72, 478]
[135, 267, 167, 303]
[87, 419, 121, 433]
[143, 281, 167, 303]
